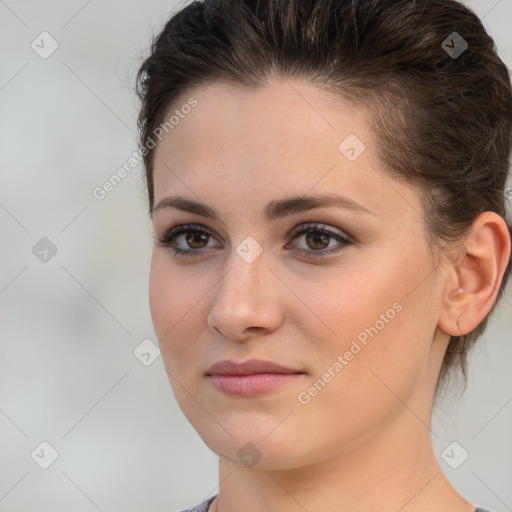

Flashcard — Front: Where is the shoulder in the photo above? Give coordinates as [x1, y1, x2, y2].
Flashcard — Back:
[175, 495, 217, 512]
[173, 498, 493, 512]
[173, 499, 492, 512]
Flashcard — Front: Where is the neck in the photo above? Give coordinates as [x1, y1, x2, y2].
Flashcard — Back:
[210, 411, 474, 512]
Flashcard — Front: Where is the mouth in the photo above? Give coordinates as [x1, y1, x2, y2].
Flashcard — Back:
[206, 358, 306, 397]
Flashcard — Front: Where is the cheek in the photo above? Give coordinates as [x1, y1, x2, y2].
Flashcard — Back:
[148, 255, 204, 407]
[148, 254, 192, 353]
[293, 261, 405, 350]
[149, 253, 194, 330]
[299, 249, 435, 397]
[148, 253, 210, 368]
[287, 268, 435, 457]
[148, 255, 169, 338]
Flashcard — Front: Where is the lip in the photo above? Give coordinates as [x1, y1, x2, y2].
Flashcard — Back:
[206, 358, 306, 397]
[207, 358, 303, 376]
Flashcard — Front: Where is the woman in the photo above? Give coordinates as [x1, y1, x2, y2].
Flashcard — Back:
[135, 0, 511, 510]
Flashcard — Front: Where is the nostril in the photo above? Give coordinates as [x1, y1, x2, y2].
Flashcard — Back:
[244, 326, 265, 334]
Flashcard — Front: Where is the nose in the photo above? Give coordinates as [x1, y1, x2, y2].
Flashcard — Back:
[207, 241, 284, 341]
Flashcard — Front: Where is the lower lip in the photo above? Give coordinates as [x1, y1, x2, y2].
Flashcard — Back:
[209, 373, 303, 396]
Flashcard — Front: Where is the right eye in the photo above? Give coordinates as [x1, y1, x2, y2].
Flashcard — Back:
[154, 223, 222, 257]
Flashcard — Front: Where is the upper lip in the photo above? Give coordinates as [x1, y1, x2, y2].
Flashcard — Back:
[207, 358, 304, 376]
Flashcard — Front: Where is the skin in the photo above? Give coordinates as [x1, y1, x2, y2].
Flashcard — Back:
[148, 78, 510, 512]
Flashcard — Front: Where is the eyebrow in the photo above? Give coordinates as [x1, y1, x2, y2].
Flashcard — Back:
[151, 193, 374, 221]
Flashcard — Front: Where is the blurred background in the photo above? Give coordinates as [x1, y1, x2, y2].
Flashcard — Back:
[0, 1, 511, 511]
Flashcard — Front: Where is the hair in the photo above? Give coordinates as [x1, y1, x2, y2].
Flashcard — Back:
[135, 0, 512, 403]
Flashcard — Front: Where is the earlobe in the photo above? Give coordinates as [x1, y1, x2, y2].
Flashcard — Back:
[438, 212, 511, 337]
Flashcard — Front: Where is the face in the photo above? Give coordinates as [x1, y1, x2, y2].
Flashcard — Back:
[149, 79, 448, 470]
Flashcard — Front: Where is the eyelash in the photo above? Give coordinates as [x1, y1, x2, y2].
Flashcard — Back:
[153, 222, 354, 259]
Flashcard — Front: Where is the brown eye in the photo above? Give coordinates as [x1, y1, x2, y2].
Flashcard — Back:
[304, 231, 330, 250]
[287, 223, 353, 258]
[154, 224, 221, 257]
[186, 231, 210, 249]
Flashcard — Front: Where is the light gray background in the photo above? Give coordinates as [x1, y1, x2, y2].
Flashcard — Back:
[0, 1, 511, 511]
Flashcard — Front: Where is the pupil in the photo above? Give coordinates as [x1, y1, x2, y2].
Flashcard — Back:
[307, 232, 329, 249]
[187, 232, 207, 248]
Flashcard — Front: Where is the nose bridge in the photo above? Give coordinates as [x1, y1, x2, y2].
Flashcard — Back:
[219, 235, 267, 298]
[207, 235, 282, 337]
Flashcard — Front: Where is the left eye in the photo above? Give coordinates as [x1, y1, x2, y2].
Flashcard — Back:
[286, 223, 353, 257]
[154, 222, 353, 258]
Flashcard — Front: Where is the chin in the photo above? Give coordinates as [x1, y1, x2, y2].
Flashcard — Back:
[194, 423, 311, 471]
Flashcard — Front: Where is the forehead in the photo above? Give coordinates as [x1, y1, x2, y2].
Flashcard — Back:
[159, 78, 368, 141]
[153, 79, 367, 178]
[151, 79, 422, 222]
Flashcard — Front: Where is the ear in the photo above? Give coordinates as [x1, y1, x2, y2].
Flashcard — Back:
[438, 211, 511, 336]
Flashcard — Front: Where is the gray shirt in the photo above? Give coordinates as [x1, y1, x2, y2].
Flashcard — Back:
[177, 495, 492, 511]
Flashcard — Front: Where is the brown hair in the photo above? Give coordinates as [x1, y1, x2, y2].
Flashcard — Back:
[135, 0, 512, 401]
